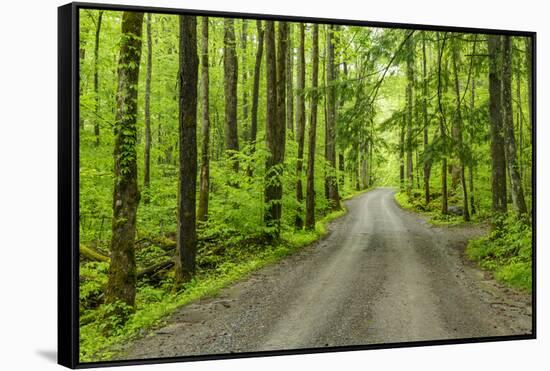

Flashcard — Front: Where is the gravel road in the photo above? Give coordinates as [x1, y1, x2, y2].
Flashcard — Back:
[118, 188, 532, 360]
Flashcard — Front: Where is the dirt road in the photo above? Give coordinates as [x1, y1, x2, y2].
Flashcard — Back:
[119, 188, 532, 359]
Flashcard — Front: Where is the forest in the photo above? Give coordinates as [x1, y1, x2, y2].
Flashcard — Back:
[78, 9, 533, 361]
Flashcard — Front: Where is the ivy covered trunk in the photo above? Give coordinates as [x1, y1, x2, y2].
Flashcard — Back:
[174, 15, 199, 285]
[105, 11, 144, 309]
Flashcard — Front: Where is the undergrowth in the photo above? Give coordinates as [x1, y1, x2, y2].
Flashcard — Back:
[79, 195, 355, 362]
[466, 213, 532, 292]
[393, 188, 489, 226]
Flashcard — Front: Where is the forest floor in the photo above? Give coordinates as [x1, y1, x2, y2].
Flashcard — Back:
[114, 188, 532, 360]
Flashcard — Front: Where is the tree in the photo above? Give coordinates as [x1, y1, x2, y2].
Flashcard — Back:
[143, 13, 152, 204]
[93, 10, 104, 146]
[469, 58, 477, 215]
[437, 32, 448, 214]
[399, 119, 405, 190]
[405, 35, 414, 195]
[264, 21, 286, 235]
[326, 25, 341, 209]
[294, 23, 306, 228]
[450, 38, 470, 221]
[502, 36, 527, 215]
[305, 24, 319, 230]
[198, 17, 210, 222]
[525, 37, 533, 146]
[105, 11, 144, 310]
[223, 18, 239, 172]
[487, 35, 507, 214]
[247, 20, 264, 177]
[287, 24, 294, 134]
[174, 15, 199, 285]
[241, 20, 249, 134]
[421, 32, 431, 204]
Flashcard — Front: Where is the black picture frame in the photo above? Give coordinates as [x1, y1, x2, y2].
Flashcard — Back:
[58, 2, 537, 368]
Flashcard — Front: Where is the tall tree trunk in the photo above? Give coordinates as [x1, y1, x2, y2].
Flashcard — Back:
[354, 141, 361, 191]
[487, 35, 507, 214]
[437, 32, 448, 214]
[451, 39, 470, 221]
[305, 25, 319, 230]
[143, 13, 152, 204]
[515, 52, 525, 190]
[294, 24, 306, 229]
[241, 20, 249, 139]
[422, 32, 431, 204]
[362, 141, 369, 188]
[93, 10, 104, 146]
[326, 25, 340, 209]
[502, 36, 527, 215]
[469, 67, 476, 214]
[287, 24, 295, 136]
[105, 11, 144, 310]
[339, 153, 345, 189]
[79, 43, 86, 129]
[174, 15, 199, 285]
[223, 19, 239, 172]
[399, 121, 405, 190]
[406, 37, 414, 195]
[264, 21, 286, 235]
[247, 20, 264, 177]
[197, 17, 210, 222]
[525, 38, 533, 147]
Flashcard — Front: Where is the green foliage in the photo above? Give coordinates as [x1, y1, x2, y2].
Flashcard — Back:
[466, 214, 532, 291]
[394, 189, 467, 226]
[78, 8, 533, 362]
[78, 203, 353, 362]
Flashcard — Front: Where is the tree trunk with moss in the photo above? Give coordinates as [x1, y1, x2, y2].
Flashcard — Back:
[105, 11, 144, 309]
[93, 10, 104, 146]
[174, 15, 199, 285]
[405, 37, 414, 195]
[451, 38, 470, 221]
[305, 25, 319, 230]
[223, 18, 239, 172]
[294, 23, 306, 228]
[326, 25, 340, 209]
[487, 35, 507, 214]
[421, 32, 431, 204]
[143, 13, 152, 204]
[264, 21, 286, 235]
[502, 36, 527, 216]
[197, 17, 210, 222]
[247, 20, 264, 177]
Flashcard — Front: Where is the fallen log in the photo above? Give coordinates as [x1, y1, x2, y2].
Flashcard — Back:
[137, 259, 174, 280]
[80, 244, 110, 263]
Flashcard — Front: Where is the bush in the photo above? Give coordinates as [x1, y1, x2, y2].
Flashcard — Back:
[466, 213, 532, 292]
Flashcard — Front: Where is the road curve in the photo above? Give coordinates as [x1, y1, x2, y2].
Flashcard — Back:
[118, 188, 532, 360]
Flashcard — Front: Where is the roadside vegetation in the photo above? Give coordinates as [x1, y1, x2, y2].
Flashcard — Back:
[78, 8, 532, 362]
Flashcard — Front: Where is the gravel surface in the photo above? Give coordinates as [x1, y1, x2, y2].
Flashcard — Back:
[116, 188, 532, 360]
